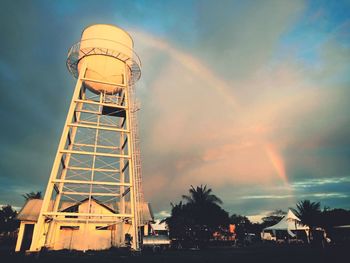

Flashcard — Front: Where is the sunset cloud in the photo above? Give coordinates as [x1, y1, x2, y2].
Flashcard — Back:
[0, 0, 349, 217]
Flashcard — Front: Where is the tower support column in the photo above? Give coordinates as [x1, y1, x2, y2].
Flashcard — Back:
[25, 24, 143, 252]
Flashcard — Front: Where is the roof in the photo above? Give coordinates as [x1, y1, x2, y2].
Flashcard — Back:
[143, 202, 154, 223]
[16, 199, 48, 221]
[124, 201, 154, 225]
[61, 197, 116, 214]
[17, 198, 154, 224]
[264, 209, 309, 231]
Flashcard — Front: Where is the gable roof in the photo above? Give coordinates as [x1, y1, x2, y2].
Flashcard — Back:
[61, 197, 116, 214]
[16, 198, 154, 224]
[16, 199, 48, 221]
[141, 202, 154, 224]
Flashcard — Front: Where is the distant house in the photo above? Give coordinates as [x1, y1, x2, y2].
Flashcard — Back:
[15, 198, 153, 252]
[142, 220, 171, 249]
[148, 220, 169, 236]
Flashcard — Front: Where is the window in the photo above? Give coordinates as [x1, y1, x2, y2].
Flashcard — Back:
[60, 226, 79, 230]
[95, 226, 111, 230]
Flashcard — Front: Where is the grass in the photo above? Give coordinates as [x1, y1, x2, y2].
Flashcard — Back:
[0, 244, 347, 263]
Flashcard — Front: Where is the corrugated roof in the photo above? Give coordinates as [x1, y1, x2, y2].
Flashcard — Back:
[61, 197, 117, 214]
[142, 203, 154, 223]
[16, 199, 48, 221]
[123, 201, 154, 224]
[17, 198, 154, 224]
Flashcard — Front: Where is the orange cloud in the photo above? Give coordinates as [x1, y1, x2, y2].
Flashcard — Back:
[132, 30, 331, 210]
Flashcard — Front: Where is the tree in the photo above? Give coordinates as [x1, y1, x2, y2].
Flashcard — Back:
[166, 185, 229, 248]
[230, 214, 252, 243]
[0, 205, 19, 235]
[22, 191, 42, 200]
[320, 208, 350, 244]
[230, 214, 251, 227]
[320, 208, 350, 230]
[165, 202, 194, 240]
[182, 185, 222, 206]
[293, 200, 321, 228]
[182, 185, 228, 230]
[292, 200, 321, 242]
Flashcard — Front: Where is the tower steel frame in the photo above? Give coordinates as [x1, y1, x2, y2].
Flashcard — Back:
[29, 56, 143, 251]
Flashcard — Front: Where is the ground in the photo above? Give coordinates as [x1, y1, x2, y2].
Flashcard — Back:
[0, 244, 348, 263]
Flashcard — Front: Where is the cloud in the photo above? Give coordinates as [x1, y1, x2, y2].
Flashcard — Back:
[135, 25, 350, 214]
[241, 195, 293, 200]
[154, 210, 171, 220]
[291, 177, 350, 188]
[193, 0, 305, 79]
[247, 211, 271, 223]
[0, 1, 349, 218]
[240, 193, 348, 200]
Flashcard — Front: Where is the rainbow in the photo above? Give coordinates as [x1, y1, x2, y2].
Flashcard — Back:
[132, 29, 290, 186]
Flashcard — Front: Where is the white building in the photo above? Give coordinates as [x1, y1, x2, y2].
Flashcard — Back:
[15, 198, 153, 252]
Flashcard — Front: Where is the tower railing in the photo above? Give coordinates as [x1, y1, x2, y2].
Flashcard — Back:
[129, 84, 144, 229]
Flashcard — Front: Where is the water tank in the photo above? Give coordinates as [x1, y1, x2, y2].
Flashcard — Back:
[68, 24, 139, 94]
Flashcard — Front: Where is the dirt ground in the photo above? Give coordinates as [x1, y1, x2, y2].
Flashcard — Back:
[1, 244, 347, 263]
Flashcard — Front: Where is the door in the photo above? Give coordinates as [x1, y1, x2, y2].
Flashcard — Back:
[20, 224, 34, 252]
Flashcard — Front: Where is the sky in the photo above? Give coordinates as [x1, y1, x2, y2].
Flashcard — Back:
[0, 0, 350, 221]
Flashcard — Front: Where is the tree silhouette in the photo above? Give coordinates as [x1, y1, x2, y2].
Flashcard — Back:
[22, 191, 42, 200]
[293, 200, 321, 228]
[182, 185, 222, 205]
[320, 208, 350, 244]
[292, 200, 321, 242]
[321, 208, 350, 229]
[165, 201, 193, 240]
[230, 214, 253, 243]
[0, 205, 19, 235]
[166, 185, 229, 248]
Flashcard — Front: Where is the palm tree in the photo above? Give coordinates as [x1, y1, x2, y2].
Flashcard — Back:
[22, 191, 42, 200]
[165, 185, 228, 248]
[292, 200, 321, 242]
[165, 201, 193, 240]
[182, 185, 222, 206]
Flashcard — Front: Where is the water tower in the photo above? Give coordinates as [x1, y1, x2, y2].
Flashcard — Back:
[29, 24, 144, 251]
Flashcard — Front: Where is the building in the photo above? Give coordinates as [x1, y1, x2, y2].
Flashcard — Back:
[15, 198, 153, 252]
